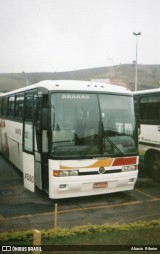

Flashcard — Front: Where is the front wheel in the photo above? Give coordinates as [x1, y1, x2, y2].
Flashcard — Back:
[150, 152, 160, 181]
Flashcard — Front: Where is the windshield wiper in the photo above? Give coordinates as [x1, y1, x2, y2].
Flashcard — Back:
[81, 124, 125, 157]
[103, 130, 124, 156]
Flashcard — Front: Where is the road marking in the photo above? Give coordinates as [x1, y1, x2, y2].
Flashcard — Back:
[57, 196, 160, 215]
[57, 200, 142, 214]
[0, 200, 147, 220]
[136, 189, 159, 200]
[0, 196, 159, 222]
[126, 212, 160, 223]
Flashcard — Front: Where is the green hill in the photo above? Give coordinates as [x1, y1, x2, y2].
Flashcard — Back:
[0, 64, 159, 92]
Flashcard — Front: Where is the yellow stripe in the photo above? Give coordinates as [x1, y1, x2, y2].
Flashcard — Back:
[136, 189, 159, 200]
[60, 159, 114, 170]
[57, 201, 141, 214]
[1, 198, 159, 222]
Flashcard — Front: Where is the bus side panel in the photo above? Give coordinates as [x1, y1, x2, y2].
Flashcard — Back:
[139, 124, 160, 165]
[23, 152, 35, 192]
[5, 120, 23, 171]
[139, 124, 160, 145]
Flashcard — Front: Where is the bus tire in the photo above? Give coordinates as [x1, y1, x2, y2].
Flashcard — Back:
[144, 150, 153, 177]
[124, 190, 134, 197]
[150, 151, 160, 181]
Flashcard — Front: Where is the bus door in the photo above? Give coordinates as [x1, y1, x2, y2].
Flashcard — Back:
[23, 92, 36, 192]
[35, 90, 49, 193]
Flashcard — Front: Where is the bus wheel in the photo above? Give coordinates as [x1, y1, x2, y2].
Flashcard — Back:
[150, 152, 160, 181]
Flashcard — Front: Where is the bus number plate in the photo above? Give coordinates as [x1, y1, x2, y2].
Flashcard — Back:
[93, 182, 108, 188]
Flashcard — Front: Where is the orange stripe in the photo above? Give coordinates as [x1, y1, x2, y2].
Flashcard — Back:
[60, 156, 137, 170]
[112, 157, 137, 166]
[90, 159, 113, 168]
[60, 159, 113, 170]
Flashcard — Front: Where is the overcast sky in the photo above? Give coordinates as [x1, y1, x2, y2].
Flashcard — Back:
[0, 0, 160, 73]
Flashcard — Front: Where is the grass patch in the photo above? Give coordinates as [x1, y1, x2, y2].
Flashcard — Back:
[1, 220, 160, 253]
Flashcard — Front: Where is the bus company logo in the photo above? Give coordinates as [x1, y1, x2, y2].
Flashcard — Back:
[98, 167, 105, 174]
[62, 94, 90, 100]
[15, 128, 21, 135]
[2, 246, 11, 251]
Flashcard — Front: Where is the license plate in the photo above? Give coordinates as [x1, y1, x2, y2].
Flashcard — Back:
[93, 182, 108, 189]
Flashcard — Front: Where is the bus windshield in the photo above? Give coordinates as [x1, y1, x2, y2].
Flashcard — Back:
[50, 93, 138, 158]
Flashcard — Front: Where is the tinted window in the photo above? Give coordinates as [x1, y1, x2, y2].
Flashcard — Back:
[15, 94, 24, 119]
[25, 96, 33, 121]
[2, 97, 8, 116]
[8, 96, 15, 117]
[140, 95, 160, 123]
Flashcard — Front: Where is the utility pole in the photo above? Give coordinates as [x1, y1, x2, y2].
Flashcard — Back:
[133, 32, 141, 91]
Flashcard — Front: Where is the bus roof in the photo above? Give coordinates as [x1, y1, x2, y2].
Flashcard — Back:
[133, 88, 160, 96]
[0, 80, 132, 96]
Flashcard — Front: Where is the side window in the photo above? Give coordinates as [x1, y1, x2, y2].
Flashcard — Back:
[15, 94, 24, 119]
[25, 96, 33, 121]
[140, 95, 160, 123]
[134, 97, 139, 115]
[8, 96, 15, 117]
[149, 96, 160, 121]
[2, 97, 8, 116]
[0, 97, 2, 116]
[140, 97, 147, 121]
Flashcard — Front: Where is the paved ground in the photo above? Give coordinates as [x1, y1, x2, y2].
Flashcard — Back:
[0, 154, 160, 232]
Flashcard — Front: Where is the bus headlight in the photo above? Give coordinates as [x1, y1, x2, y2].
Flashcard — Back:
[60, 170, 70, 177]
[54, 170, 79, 177]
[122, 165, 137, 172]
[69, 170, 79, 176]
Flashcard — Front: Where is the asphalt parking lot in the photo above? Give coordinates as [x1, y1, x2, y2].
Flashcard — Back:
[0, 154, 160, 232]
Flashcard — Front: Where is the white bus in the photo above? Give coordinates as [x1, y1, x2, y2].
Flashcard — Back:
[134, 88, 160, 181]
[0, 80, 139, 199]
